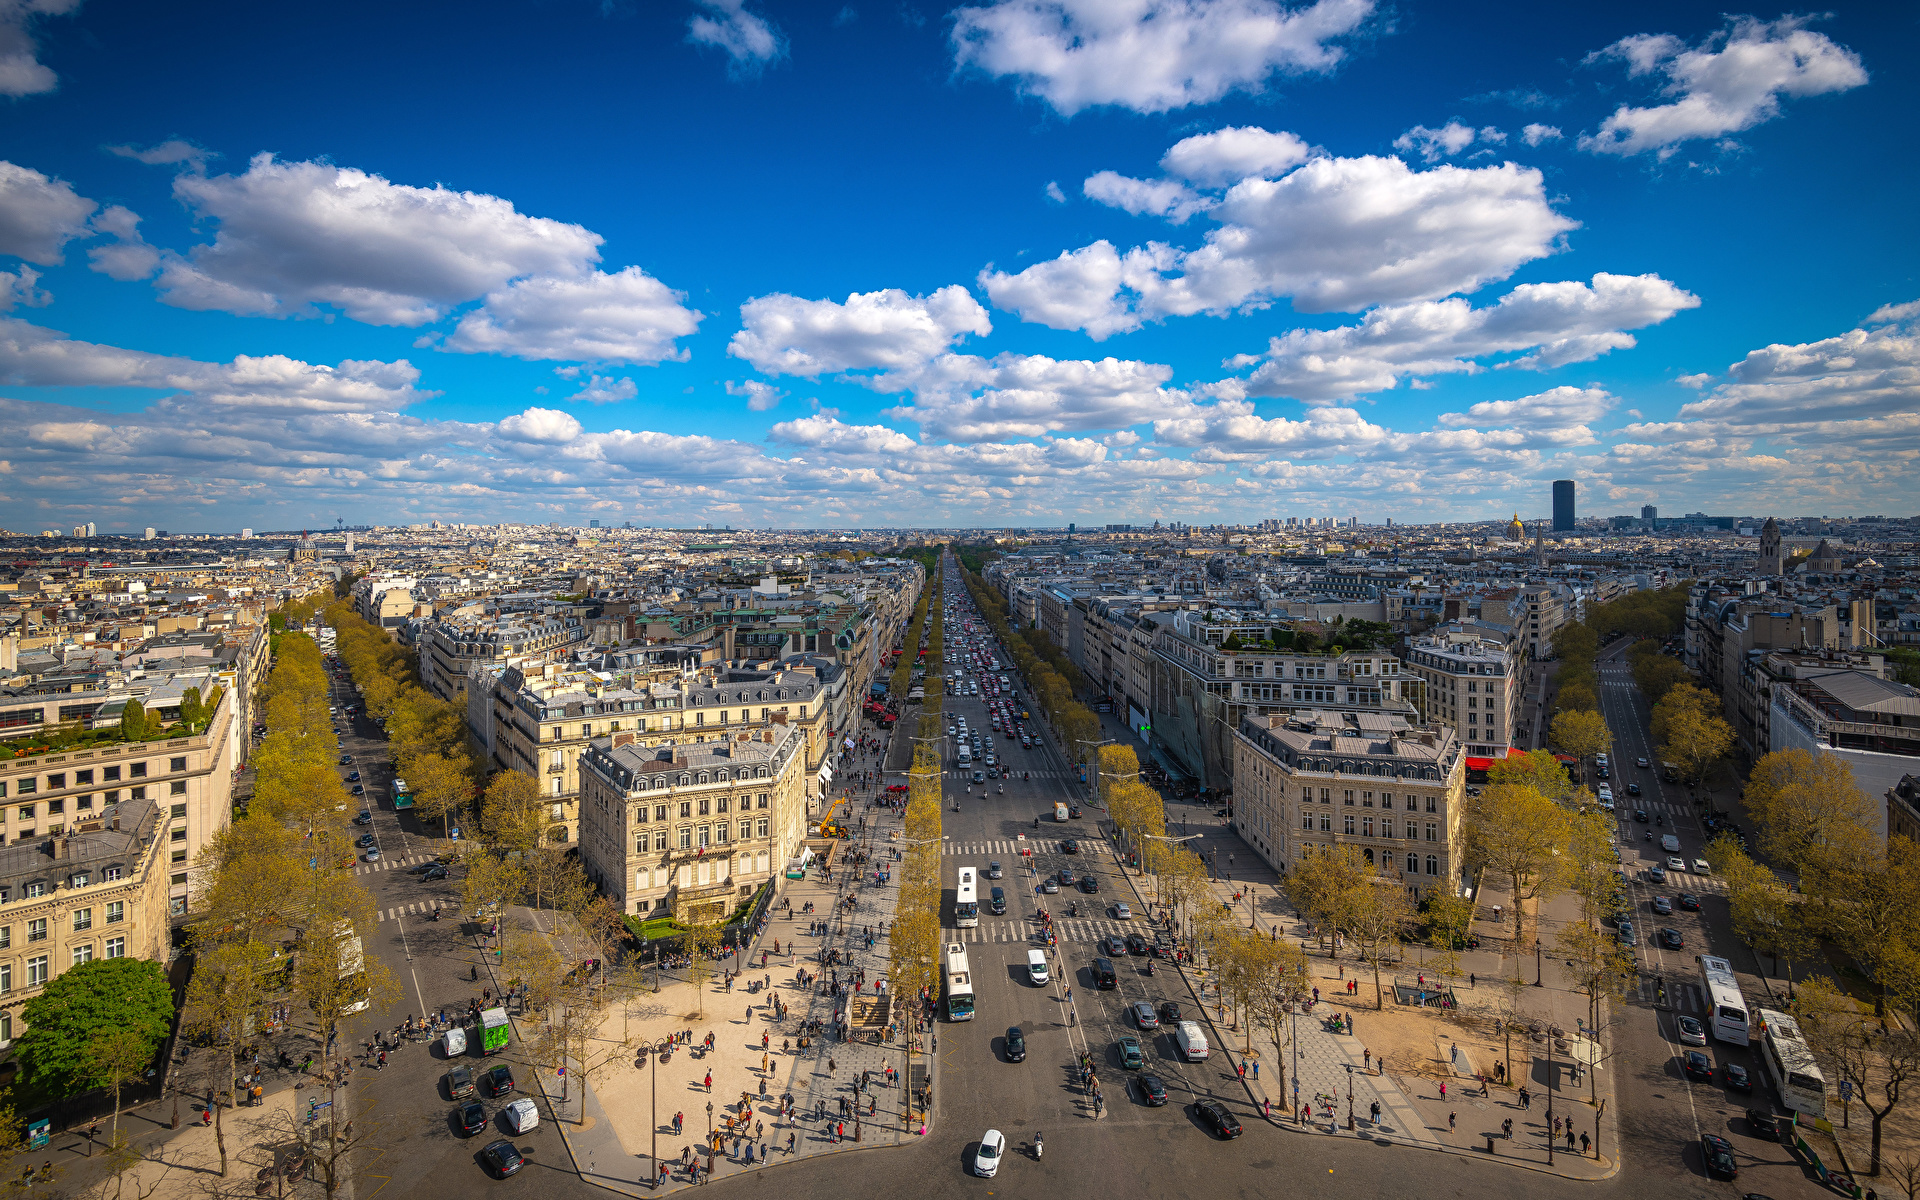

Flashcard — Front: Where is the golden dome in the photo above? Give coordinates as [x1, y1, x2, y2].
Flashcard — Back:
[1506, 513, 1526, 541]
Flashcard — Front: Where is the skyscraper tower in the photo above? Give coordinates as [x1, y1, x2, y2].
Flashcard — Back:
[1551, 480, 1576, 531]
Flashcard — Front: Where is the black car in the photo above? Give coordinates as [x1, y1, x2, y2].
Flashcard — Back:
[354, 810, 373, 825]
[1659, 928, 1685, 950]
[1138, 1074, 1169, 1106]
[1005, 1027, 1026, 1062]
[1677, 893, 1702, 911]
[1684, 1051, 1714, 1081]
[1626, 782, 1641, 796]
[1092, 957, 1118, 989]
[422, 864, 449, 881]
[1158, 1001, 1183, 1025]
[1700, 1132, 1738, 1179]
[457, 1100, 488, 1137]
[347, 771, 361, 782]
[480, 1139, 525, 1178]
[1195, 1099, 1243, 1139]
[1080, 876, 1100, 894]
[485, 1065, 514, 1097]
[1069, 806, 1081, 819]
[1746, 1109, 1782, 1141]
[1061, 839, 1078, 854]
[356, 833, 377, 848]
[1634, 810, 1649, 823]
[1124, 933, 1149, 955]
[1723, 1063, 1751, 1092]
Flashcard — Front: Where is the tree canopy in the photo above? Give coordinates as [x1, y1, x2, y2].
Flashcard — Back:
[16, 959, 173, 1100]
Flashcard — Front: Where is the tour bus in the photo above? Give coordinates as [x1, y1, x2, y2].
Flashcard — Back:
[331, 921, 370, 1015]
[955, 867, 979, 928]
[944, 943, 975, 1021]
[1753, 1008, 1829, 1125]
[1696, 955, 1751, 1046]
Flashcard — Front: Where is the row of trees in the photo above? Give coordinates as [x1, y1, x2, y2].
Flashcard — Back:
[890, 570, 945, 1127]
[890, 577, 933, 696]
[955, 564, 1103, 766]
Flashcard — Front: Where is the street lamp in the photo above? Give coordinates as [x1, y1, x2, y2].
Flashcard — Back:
[640, 1037, 671, 1188]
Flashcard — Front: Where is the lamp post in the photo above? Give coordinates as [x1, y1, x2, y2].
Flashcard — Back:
[642, 1037, 670, 1188]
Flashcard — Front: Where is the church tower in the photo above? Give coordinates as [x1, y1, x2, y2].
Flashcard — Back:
[1758, 517, 1783, 575]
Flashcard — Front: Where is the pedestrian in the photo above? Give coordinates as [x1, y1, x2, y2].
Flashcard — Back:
[704, 1071, 713, 1091]
[1502, 1118, 1513, 1139]
[1448, 1110, 1456, 1131]
[1369, 1101, 1380, 1123]
[1363, 1048, 1371, 1072]
[1580, 1132, 1591, 1156]
[1439, 1081, 1446, 1101]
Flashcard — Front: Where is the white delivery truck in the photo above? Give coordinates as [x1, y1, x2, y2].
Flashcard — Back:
[1054, 801, 1070, 822]
[1174, 1021, 1210, 1061]
[1026, 949, 1050, 985]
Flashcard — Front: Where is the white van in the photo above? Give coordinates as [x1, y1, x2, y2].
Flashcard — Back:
[1174, 1021, 1209, 1061]
[1660, 834, 1681, 854]
[1055, 801, 1070, 823]
[443, 1026, 468, 1057]
[1026, 949, 1050, 985]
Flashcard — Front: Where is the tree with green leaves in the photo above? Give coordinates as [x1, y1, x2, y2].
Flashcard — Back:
[1796, 975, 1920, 1175]
[178, 686, 203, 733]
[182, 941, 273, 1175]
[1550, 709, 1612, 779]
[15, 958, 173, 1101]
[118, 698, 146, 742]
[1464, 783, 1574, 952]
[84, 1028, 153, 1151]
[1744, 748, 1879, 879]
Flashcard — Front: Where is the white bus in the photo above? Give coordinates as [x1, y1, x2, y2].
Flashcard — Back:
[1697, 955, 1750, 1046]
[943, 942, 975, 1021]
[955, 867, 979, 928]
[1753, 1008, 1829, 1126]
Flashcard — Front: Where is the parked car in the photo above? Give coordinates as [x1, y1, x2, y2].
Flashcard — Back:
[446, 1066, 476, 1099]
[485, 1065, 514, 1097]
[1195, 1099, 1243, 1139]
[456, 1101, 488, 1137]
[480, 1139, 525, 1178]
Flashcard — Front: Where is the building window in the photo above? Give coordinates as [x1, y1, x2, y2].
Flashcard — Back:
[71, 944, 93, 966]
[27, 918, 46, 942]
[26, 957, 48, 987]
[679, 802, 691, 818]
[678, 827, 692, 849]
[106, 901, 123, 924]
[758, 794, 769, 809]
[169, 757, 187, 773]
[714, 823, 728, 844]
[171, 850, 187, 864]
[654, 804, 668, 822]
[1342, 814, 1355, 835]
[72, 909, 91, 932]
[1425, 822, 1439, 842]
[170, 828, 187, 843]
[1343, 790, 1354, 806]
[1426, 854, 1439, 876]
[105, 938, 124, 959]
[1362, 817, 1374, 837]
[1381, 819, 1393, 839]
[1426, 796, 1438, 813]
[1362, 791, 1373, 807]
[131, 762, 147, 778]
[0, 963, 8, 993]
[103, 865, 122, 882]
[697, 825, 710, 847]
[697, 799, 710, 816]
[1301, 809, 1313, 830]
[16, 806, 32, 822]
[654, 830, 668, 851]
[756, 818, 769, 839]
[738, 820, 752, 841]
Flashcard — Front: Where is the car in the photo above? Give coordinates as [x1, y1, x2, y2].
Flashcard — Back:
[1069, 806, 1082, 819]
[1676, 1015, 1707, 1046]
[1042, 877, 1059, 894]
[1005, 1026, 1026, 1062]
[356, 833, 377, 848]
[1080, 876, 1100, 894]
[346, 771, 361, 782]
[354, 810, 373, 825]
[1102, 935, 1130, 957]
[1700, 1132, 1738, 1179]
[1677, 893, 1701, 911]
[987, 862, 1003, 879]
[1617, 920, 1637, 946]
[1158, 1001, 1183, 1025]
[422, 864, 449, 881]
[1634, 810, 1649, 823]
[1723, 1063, 1752, 1092]
[973, 1129, 1006, 1177]
[1138, 1074, 1169, 1106]
[1118, 1035, 1145, 1069]
[1130, 1001, 1160, 1029]
[480, 1139, 525, 1178]
[1659, 928, 1685, 950]
[1195, 1099, 1243, 1139]
[971, 770, 984, 785]
[485, 1065, 514, 1096]
[446, 1065, 476, 1099]
[1651, 896, 1673, 915]
[1647, 866, 1667, 884]
[1058, 869, 1075, 887]
[339, 755, 353, 765]
[1125, 933, 1149, 956]
[1061, 839, 1078, 855]
[457, 1100, 489, 1137]
[502, 1097, 540, 1134]
[1684, 1050, 1714, 1081]
[1636, 757, 1651, 769]
[1596, 767, 1610, 780]
[363, 848, 382, 863]
[1746, 1109, 1781, 1140]
[1667, 856, 1687, 872]
[1627, 782, 1642, 796]
[1113, 902, 1132, 920]
[1092, 957, 1118, 988]
[350, 784, 365, 795]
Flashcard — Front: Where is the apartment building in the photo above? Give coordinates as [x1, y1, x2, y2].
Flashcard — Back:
[417, 611, 586, 701]
[0, 689, 237, 916]
[576, 724, 808, 922]
[1401, 627, 1524, 758]
[0, 799, 171, 1047]
[1231, 711, 1466, 900]
[1767, 656, 1919, 840]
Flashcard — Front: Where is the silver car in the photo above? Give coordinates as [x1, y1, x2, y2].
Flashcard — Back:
[1112, 902, 1132, 920]
[1676, 1015, 1707, 1046]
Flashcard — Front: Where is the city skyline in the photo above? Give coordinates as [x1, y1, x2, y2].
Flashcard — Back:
[0, 0, 1913, 531]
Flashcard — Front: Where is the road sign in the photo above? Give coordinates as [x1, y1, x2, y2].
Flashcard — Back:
[1839, 1080, 1854, 1100]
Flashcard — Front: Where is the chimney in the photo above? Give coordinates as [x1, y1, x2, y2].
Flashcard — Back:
[611, 731, 636, 749]
[51, 835, 69, 860]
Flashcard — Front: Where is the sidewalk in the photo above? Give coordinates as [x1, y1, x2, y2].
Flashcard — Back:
[523, 762, 929, 1196]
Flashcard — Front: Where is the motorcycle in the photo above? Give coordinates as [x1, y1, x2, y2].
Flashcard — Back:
[1644, 832, 1652, 842]
[997, 785, 1004, 795]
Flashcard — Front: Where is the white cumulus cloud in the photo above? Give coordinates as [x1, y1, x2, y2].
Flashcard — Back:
[729, 285, 991, 376]
[1522, 123, 1562, 146]
[1081, 172, 1213, 223]
[726, 379, 787, 411]
[0, 160, 96, 265]
[950, 0, 1374, 116]
[987, 153, 1577, 336]
[1392, 122, 1502, 163]
[444, 267, 701, 364]
[688, 0, 786, 73]
[1160, 126, 1312, 185]
[496, 407, 583, 444]
[0, 0, 81, 97]
[876, 352, 1200, 441]
[1580, 15, 1867, 158]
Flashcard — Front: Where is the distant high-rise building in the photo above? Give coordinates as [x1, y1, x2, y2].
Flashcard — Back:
[143, 527, 156, 540]
[241, 528, 254, 539]
[83, 522, 97, 537]
[589, 519, 602, 528]
[72, 525, 85, 537]
[1552, 480, 1576, 531]
[1759, 516, 1784, 575]
[345, 533, 356, 553]
[1641, 505, 1657, 530]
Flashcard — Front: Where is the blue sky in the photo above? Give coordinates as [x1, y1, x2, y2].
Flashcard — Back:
[0, 0, 1913, 533]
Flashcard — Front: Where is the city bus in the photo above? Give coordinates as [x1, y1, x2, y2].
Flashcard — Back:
[943, 943, 975, 1021]
[1697, 955, 1751, 1046]
[955, 867, 979, 928]
[1753, 1008, 1829, 1126]
[391, 777, 414, 811]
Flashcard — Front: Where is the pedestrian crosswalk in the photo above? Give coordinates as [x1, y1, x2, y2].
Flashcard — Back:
[941, 769, 1072, 779]
[943, 836, 1109, 856]
[945, 918, 1141, 944]
[377, 900, 446, 923]
[1638, 977, 1707, 1013]
[354, 853, 437, 877]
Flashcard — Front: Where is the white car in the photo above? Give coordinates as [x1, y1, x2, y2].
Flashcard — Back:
[1112, 902, 1132, 920]
[505, 1097, 540, 1133]
[1675, 1015, 1707, 1047]
[973, 1129, 1006, 1176]
[1667, 856, 1687, 872]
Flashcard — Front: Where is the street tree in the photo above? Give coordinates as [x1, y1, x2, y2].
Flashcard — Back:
[1281, 845, 1368, 955]
[1550, 709, 1612, 779]
[481, 769, 548, 857]
[1709, 833, 1816, 981]
[1656, 702, 1734, 786]
[1342, 883, 1413, 1009]
[15, 958, 173, 1100]
[84, 1028, 153, 1150]
[1421, 891, 1476, 982]
[1487, 749, 1576, 802]
[1744, 749, 1879, 879]
[681, 922, 726, 1019]
[181, 941, 274, 1175]
[1553, 920, 1637, 1036]
[1212, 927, 1288, 1051]
[1464, 783, 1573, 951]
[1797, 976, 1920, 1175]
[408, 750, 474, 838]
[1819, 836, 1920, 1017]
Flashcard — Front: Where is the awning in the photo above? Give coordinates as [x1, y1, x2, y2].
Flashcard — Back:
[816, 762, 835, 783]
[1465, 757, 1494, 772]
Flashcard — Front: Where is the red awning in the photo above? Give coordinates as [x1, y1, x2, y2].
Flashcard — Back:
[1465, 757, 1493, 771]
